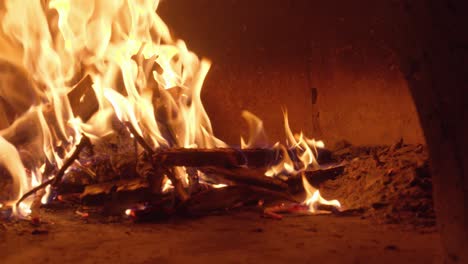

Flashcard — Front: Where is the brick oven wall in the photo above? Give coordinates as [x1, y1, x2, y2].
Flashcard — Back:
[159, 0, 425, 146]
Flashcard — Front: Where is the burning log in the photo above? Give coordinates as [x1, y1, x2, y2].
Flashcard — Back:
[120, 124, 191, 202]
[152, 148, 279, 168]
[201, 167, 288, 191]
[164, 166, 190, 202]
[151, 147, 334, 168]
[286, 163, 346, 193]
[80, 178, 150, 205]
[147, 148, 343, 199]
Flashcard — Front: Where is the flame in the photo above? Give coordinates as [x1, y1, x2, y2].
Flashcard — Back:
[265, 143, 295, 177]
[0, 136, 28, 214]
[302, 173, 341, 213]
[240, 110, 267, 149]
[0, 0, 229, 215]
[161, 176, 173, 193]
[0, 0, 340, 217]
[265, 110, 340, 213]
[266, 110, 323, 177]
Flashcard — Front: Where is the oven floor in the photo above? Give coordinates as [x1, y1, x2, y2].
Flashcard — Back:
[0, 210, 440, 264]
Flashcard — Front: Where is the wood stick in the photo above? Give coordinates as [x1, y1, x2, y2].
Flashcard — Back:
[152, 147, 334, 168]
[122, 127, 189, 201]
[165, 167, 189, 202]
[286, 163, 345, 194]
[53, 136, 92, 186]
[201, 167, 288, 191]
[80, 178, 150, 205]
[152, 148, 279, 168]
[15, 135, 91, 206]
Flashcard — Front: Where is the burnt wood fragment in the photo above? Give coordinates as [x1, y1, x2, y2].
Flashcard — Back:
[201, 167, 288, 191]
[152, 148, 279, 168]
[80, 178, 150, 205]
[151, 147, 334, 169]
[286, 163, 346, 193]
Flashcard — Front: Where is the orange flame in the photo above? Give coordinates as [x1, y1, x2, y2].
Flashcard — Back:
[264, 110, 341, 213]
[0, 0, 340, 216]
[240, 110, 267, 149]
[302, 173, 341, 213]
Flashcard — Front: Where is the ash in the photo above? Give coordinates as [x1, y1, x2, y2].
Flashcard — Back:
[321, 140, 434, 228]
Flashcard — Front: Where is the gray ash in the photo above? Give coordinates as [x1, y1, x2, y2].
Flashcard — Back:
[321, 141, 435, 228]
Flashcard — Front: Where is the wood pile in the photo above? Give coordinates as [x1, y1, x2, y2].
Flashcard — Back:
[3, 126, 343, 221]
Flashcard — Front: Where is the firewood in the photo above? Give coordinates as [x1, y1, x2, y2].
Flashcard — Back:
[80, 178, 150, 205]
[53, 136, 92, 186]
[137, 154, 164, 194]
[164, 167, 190, 202]
[201, 166, 288, 191]
[286, 163, 346, 192]
[152, 147, 334, 169]
[201, 163, 345, 193]
[152, 148, 279, 168]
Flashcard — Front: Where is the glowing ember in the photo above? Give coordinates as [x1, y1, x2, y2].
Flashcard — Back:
[18, 202, 32, 216]
[211, 183, 228, 189]
[162, 177, 174, 193]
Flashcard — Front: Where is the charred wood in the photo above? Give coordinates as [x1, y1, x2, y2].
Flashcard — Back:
[286, 164, 346, 193]
[80, 178, 150, 205]
[201, 167, 288, 191]
[152, 148, 278, 168]
[164, 166, 190, 202]
[152, 147, 334, 169]
[67, 75, 98, 122]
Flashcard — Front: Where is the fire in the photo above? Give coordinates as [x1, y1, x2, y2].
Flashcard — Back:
[264, 110, 341, 213]
[240, 110, 267, 149]
[0, 136, 29, 215]
[124, 209, 132, 216]
[0, 0, 339, 216]
[302, 174, 341, 213]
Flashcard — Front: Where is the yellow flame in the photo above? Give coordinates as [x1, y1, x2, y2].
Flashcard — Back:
[0, 0, 232, 215]
[211, 183, 228, 189]
[0, 136, 29, 214]
[265, 143, 295, 177]
[240, 110, 267, 149]
[0, 0, 340, 217]
[302, 174, 341, 213]
[161, 176, 173, 193]
[266, 110, 340, 212]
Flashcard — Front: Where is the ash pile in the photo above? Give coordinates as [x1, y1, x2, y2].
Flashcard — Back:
[321, 140, 434, 228]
